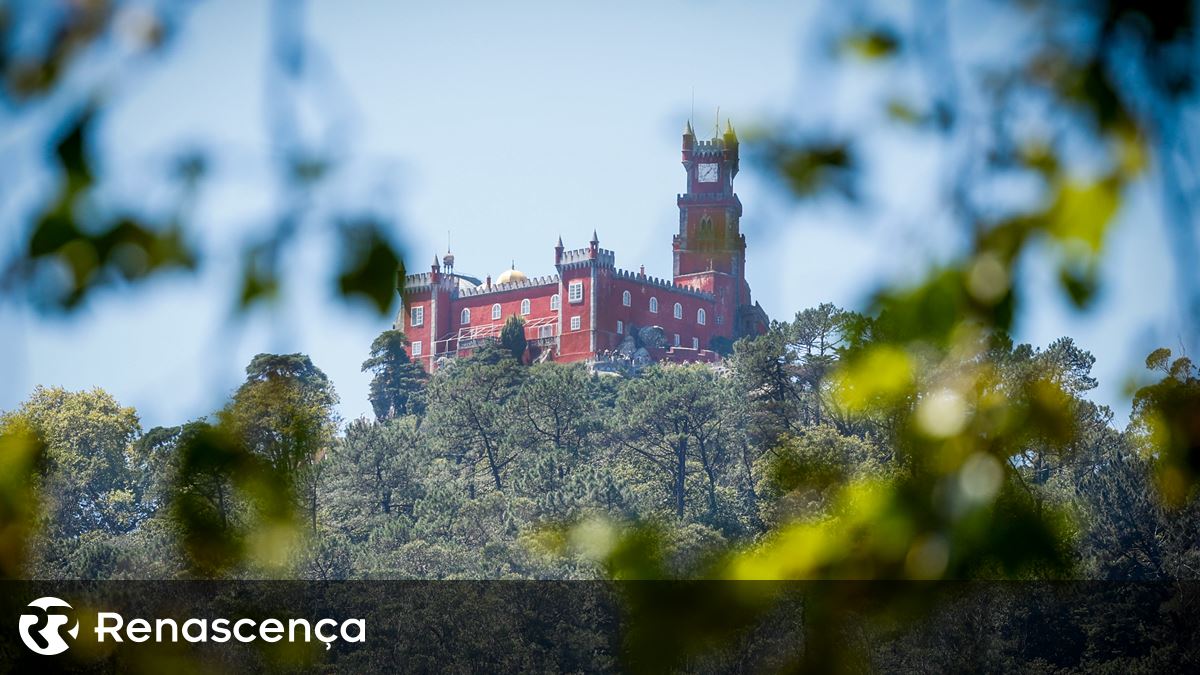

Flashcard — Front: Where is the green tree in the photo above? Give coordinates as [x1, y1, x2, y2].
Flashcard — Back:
[1130, 348, 1200, 506]
[730, 323, 801, 446]
[425, 347, 526, 494]
[222, 353, 340, 531]
[790, 303, 851, 426]
[361, 329, 428, 420]
[0, 386, 143, 576]
[610, 365, 744, 523]
[323, 416, 427, 542]
[500, 315, 528, 364]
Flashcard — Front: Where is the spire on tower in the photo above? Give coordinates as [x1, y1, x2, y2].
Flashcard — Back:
[724, 118, 737, 142]
[590, 229, 599, 246]
[557, 234, 564, 247]
[684, 119, 694, 136]
[442, 235, 455, 270]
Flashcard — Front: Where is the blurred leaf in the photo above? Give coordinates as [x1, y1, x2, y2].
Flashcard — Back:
[831, 345, 914, 413]
[1057, 263, 1099, 308]
[0, 420, 45, 579]
[1017, 141, 1060, 176]
[841, 28, 900, 60]
[171, 151, 208, 185]
[56, 109, 97, 192]
[336, 218, 403, 315]
[885, 99, 924, 126]
[761, 138, 858, 201]
[289, 153, 330, 186]
[238, 240, 282, 310]
[1047, 178, 1120, 254]
[1131, 354, 1200, 506]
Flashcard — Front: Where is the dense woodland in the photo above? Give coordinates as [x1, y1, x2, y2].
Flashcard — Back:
[2, 305, 1196, 583]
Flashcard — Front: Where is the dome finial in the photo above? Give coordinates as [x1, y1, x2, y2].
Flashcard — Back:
[496, 265, 527, 285]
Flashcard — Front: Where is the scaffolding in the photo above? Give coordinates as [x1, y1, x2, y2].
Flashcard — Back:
[432, 315, 559, 357]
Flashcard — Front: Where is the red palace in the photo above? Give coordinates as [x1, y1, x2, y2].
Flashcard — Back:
[397, 119, 769, 371]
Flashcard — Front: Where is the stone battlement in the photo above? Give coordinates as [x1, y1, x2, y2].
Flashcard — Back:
[614, 268, 715, 300]
[558, 247, 616, 268]
[457, 274, 559, 297]
[403, 271, 434, 292]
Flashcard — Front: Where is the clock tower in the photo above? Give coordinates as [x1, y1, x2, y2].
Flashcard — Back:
[674, 119, 743, 279]
[674, 119, 761, 338]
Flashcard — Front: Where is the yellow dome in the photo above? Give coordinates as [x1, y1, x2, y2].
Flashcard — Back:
[495, 267, 527, 285]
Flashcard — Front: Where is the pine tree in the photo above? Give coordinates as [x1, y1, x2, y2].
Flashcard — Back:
[362, 330, 428, 420]
[500, 315, 528, 364]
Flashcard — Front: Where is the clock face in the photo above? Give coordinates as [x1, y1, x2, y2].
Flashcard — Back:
[697, 163, 719, 183]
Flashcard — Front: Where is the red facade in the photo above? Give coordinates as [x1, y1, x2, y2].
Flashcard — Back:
[398, 120, 769, 371]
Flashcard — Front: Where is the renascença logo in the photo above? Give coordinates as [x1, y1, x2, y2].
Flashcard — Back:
[19, 597, 79, 655]
[16, 596, 366, 654]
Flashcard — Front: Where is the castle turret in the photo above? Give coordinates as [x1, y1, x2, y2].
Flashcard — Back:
[673, 117, 757, 338]
[722, 119, 739, 178]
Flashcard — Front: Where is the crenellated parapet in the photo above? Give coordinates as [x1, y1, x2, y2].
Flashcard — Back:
[457, 274, 560, 298]
[557, 247, 615, 270]
[403, 272, 435, 293]
[614, 268, 715, 300]
[689, 137, 730, 157]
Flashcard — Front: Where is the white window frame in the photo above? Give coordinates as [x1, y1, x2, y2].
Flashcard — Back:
[412, 340, 422, 356]
[692, 337, 699, 349]
[570, 316, 581, 331]
[568, 281, 584, 304]
[550, 294, 560, 310]
[649, 297, 658, 313]
[520, 298, 531, 316]
[673, 302, 683, 319]
[674, 333, 680, 347]
[617, 320, 623, 335]
[410, 306, 424, 327]
[697, 308, 706, 325]
[461, 308, 471, 325]
[539, 325, 553, 338]
[622, 290, 631, 307]
[491, 303, 502, 320]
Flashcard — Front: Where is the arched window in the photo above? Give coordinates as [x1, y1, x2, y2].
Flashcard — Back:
[461, 308, 471, 325]
[697, 308, 706, 325]
[491, 303, 501, 320]
[622, 290, 631, 307]
[520, 299, 531, 315]
[649, 297, 658, 313]
[550, 294, 560, 310]
[673, 302, 683, 319]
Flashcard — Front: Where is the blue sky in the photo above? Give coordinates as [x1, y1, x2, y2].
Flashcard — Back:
[0, 0, 1185, 428]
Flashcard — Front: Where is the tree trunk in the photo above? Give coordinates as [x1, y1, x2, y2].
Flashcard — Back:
[675, 437, 688, 518]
